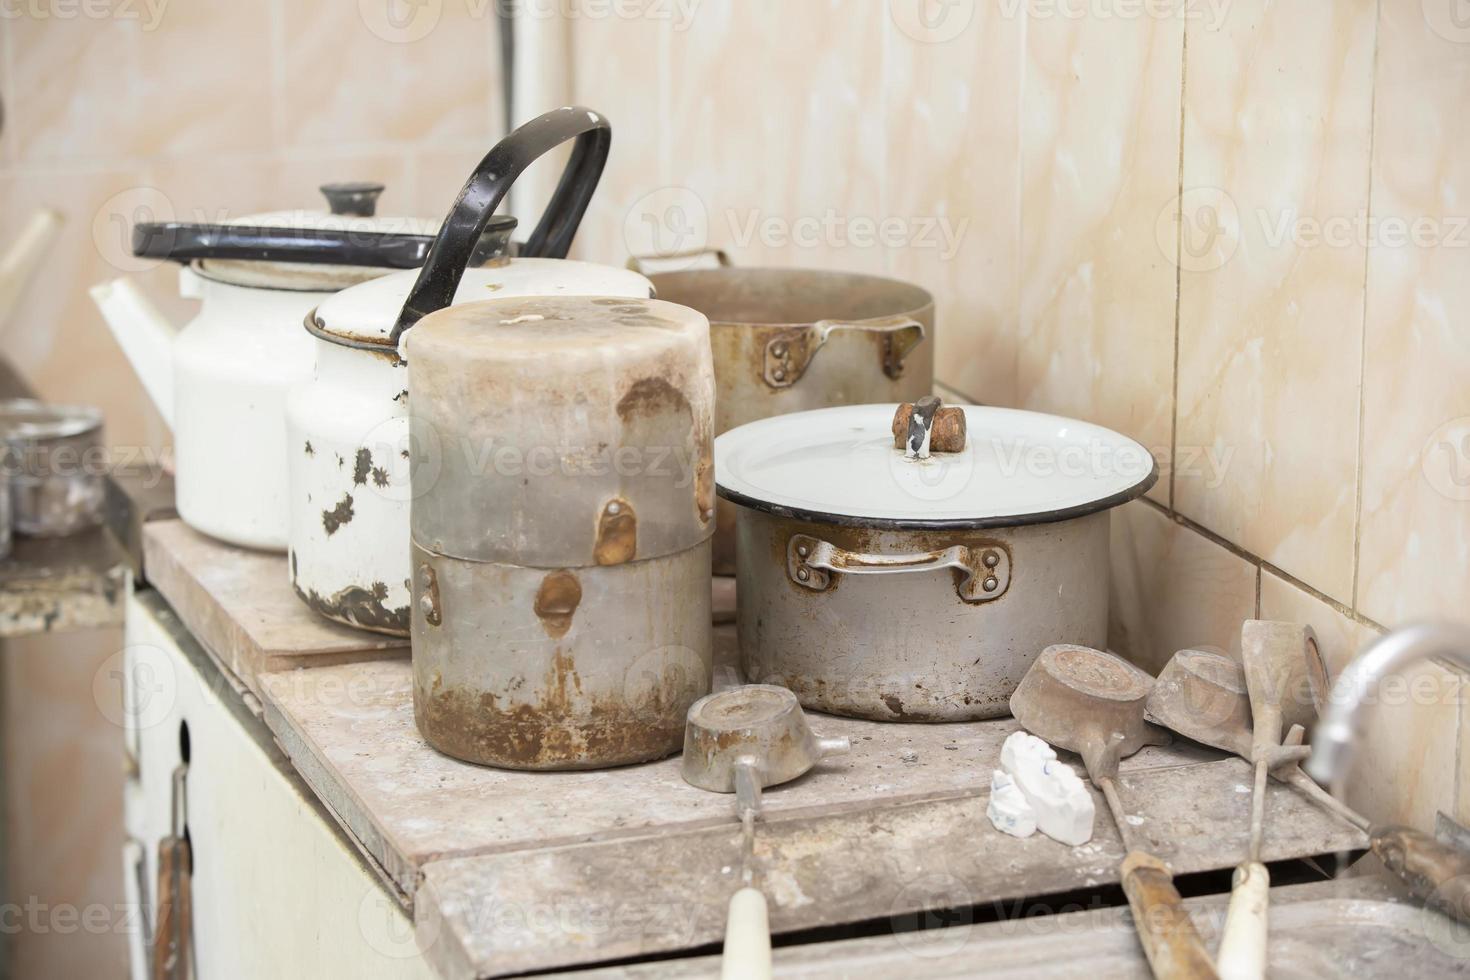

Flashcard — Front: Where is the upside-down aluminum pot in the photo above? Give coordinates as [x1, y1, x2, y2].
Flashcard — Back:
[642, 257, 934, 574]
[715, 401, 1156, 722]
[407, 295, 716, 770]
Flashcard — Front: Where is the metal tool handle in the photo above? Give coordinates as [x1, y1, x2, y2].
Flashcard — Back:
[1120, 851, 1221, 980]
[733, 755, 763, 822]
[763, 315, 926, 388]
[786, 534, 1009, 604]
[1279, 765, 1370, 831]
[390, 106, 610, 342]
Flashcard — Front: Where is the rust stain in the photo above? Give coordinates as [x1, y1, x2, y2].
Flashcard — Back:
[593, 499, 637, 565]
[533, 570, 582, 638]
[616, 376, 690, 422]
[304, 440, 315, 456]
[290, 578, 408, 635]
[882, 694, 907, 718]
[352, 448, 373, 486]
[321, 493, 354, 535]
[371, 465, 390, 488]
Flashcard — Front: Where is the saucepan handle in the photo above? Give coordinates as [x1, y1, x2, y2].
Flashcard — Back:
[626, 247, 731, 275]
[785, 534, 1009, 604]
[389, 106, 611, 343]
[764, 315, 926, 388]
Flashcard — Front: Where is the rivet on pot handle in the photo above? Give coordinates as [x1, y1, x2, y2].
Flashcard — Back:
[763, 315, 926, 388]
[389, 106, 612, 344]
[786, 534, 1009, 604]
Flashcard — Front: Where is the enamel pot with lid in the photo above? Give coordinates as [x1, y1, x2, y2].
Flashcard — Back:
[287, 106, 652, 636]
[716, 399, 1157, 722]
[635, 253, 936, 574]
[89, 180, 499, 550]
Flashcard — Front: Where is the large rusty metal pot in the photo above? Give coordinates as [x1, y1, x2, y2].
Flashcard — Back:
[407, 295, 716, 770]
[641, 257, 935, 574]
[716, 401, 1157, 722]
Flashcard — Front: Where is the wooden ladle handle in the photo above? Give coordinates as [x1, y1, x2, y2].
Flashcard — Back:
[1120, 851, 1220, 980]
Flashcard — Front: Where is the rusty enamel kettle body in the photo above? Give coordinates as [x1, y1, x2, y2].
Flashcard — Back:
[287, 107, 653, 636]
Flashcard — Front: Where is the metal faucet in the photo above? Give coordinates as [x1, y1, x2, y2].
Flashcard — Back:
[1307, 622, 1470, 792]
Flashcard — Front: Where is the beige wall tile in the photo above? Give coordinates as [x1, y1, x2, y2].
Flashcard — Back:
[1017, 10, 1182, 496]
[9, 0, 274, 163]
[1174, 0, 1375, 603]
[663, 0, 886, 274]
[1356, 1, 1470, 625]
[885, 2, 1022, 405]
[1259, 568, 1379, 680]
[1108, 500, 1259, 675]
[277, 1, 500, 149]
[567, 12, 667, 266]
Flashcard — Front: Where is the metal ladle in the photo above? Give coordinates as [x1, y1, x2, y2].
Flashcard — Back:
[681, 685, 850, 980]
[1010, 644, 1216, 980]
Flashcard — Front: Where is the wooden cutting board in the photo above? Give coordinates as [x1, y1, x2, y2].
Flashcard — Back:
[143, 519, 407, 700]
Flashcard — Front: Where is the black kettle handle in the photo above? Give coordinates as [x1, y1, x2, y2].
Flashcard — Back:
[389, 106, 610, 344]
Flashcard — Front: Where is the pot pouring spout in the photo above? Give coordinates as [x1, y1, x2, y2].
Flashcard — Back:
[89, 277, 176, 430]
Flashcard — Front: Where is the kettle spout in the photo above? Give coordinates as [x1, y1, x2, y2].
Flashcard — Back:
[89, 278, 177, 430]
[0, 209, 63, 330]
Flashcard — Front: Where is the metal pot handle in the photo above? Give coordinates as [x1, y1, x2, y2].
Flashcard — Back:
[764, 315, 926, 388]
[786, 534, 1009, 604]
[625, 247, 731, 275]
[389, 106, 611, 343]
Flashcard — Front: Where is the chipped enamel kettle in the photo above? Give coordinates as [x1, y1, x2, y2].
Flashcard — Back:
[287, 107, 653, 636]
[89, 183, 493, 550]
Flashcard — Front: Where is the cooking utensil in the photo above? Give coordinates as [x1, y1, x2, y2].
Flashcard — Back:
[289, 107, 649, 636]
[89, 182, 464, 551]
[0, 399, 105, 537]
[1145, 648, 1367, 830]
[716, 401, 1156, 721]
[408, 292, 715, 770]
[1215, 622, 1327, 980]
[681, 686, 850, 980]
[637, 254, 936, 575]
[1011, 644, 1216, 980]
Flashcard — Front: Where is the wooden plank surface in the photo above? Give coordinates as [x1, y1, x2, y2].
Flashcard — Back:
[143, 519, 407, 698]
[417, 759, 1369, 979]
[258, 627, 1221, 896]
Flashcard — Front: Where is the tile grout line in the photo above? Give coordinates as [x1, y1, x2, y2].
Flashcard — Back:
[1350, 0, 1382, 615]
[1168, 19, 1189, 512]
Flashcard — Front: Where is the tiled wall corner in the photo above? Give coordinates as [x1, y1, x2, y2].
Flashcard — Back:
[1356, 0, 1470, 625]
[1174, 0, 1375, 604]
[1108, 500, 1258, 675]
[1016, 9, 1182, 500]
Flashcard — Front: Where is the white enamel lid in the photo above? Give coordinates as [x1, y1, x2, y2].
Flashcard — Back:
[309, 257, 655, 346]
[715, 403, 1158, 529]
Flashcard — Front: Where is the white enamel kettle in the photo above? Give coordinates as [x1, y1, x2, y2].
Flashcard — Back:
[287, 106, 653, 635]
[89, 185, 510, 551]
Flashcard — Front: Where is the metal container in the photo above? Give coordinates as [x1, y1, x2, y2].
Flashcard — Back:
[287, 107, 640, 635]
[645, 259, 935, 573]
[0, 399, 105, 537]
[407, 295, 716, 770]
[716, 401, 1157, 722]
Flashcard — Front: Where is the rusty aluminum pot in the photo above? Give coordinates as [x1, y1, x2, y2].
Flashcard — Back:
[407, 295, 717, 770]
[717, 403, 1156, 722]
[644, 260, 935, 574]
